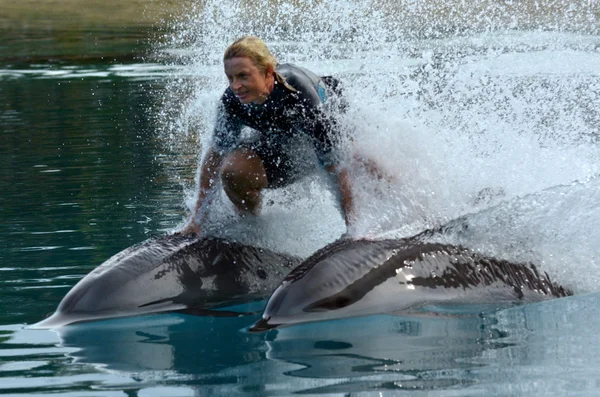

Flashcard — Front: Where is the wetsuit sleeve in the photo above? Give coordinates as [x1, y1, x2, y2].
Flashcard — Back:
[286, 73, 339, 166]
[212, 91, 242, 154]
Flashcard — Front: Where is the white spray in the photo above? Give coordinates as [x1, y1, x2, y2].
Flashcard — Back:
[155, 0, 600, 289]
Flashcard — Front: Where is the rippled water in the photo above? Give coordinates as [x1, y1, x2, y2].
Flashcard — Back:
[2, 0, 600, 395]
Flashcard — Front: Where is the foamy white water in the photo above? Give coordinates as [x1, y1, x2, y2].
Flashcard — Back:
[157, 0, 600, 289]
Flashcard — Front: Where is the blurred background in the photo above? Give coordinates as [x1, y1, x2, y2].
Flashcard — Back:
[0, 0, 192, 61]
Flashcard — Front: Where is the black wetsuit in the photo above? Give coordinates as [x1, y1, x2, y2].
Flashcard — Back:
[212, 63, 343, 188]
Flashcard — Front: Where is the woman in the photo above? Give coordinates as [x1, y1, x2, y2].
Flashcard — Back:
[184, 36, 357, 235]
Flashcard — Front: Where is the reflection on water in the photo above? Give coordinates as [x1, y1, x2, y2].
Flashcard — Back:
[0, 63, 181, 80]
[2, 293, 596, 395]
[48, 311, 494, 393]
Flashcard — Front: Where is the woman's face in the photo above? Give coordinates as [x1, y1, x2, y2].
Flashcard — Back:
[224, 57, 273, 104]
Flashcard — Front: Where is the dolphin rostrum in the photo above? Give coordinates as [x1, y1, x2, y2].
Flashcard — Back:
[34, 234, 300, 328]
[250, 237, 571, 331]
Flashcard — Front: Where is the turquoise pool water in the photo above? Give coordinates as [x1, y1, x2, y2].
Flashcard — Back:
[2, 1, 600, 395]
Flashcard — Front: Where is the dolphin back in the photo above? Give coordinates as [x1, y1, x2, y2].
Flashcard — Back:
[35, 234, 300, 328]
[251, 238, 572, 331]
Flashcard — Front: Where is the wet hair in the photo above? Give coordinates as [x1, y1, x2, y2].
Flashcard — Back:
[224, 36, 296, 91]
[224, 36, 277, 74]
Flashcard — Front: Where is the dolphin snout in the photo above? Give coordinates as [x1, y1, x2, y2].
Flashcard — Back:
[249, 316, 280, 332]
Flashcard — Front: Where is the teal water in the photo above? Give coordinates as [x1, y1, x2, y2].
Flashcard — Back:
[3, 1, 600, 396]
[0, 65, 182, 323]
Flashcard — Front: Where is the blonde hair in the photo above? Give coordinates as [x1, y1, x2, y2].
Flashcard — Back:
[224, 36, 296, 91]
[224, 36, 277, 74]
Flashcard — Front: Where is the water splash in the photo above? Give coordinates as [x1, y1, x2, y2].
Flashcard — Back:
[153, 1, 600, 268]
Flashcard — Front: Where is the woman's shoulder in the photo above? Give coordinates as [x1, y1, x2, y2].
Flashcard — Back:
[277, 63, 327, 106]
[219, 87, 242, 109]
[220, 87, 237, 102]
[277, 64, 321, 90]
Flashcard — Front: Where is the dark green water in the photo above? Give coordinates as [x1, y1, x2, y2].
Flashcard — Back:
[0, 64, 185, 326]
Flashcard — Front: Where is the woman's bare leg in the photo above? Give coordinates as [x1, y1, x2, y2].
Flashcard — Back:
[220, 148, 269, 214]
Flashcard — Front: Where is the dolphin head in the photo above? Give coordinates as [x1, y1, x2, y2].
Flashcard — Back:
[249, 239, 412, 331]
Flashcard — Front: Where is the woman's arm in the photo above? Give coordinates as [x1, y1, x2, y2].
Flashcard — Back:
[326, 164, 356, 229]
[181, 147, 224, 235]
[327, 154, 394, 233]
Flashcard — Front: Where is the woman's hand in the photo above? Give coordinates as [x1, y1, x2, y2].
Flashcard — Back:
[178, 217, 201, 236]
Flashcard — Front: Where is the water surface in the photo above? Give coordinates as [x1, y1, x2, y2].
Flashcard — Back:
[2, 1, 600, 396]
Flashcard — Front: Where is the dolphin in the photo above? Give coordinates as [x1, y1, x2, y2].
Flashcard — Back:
[250, 237, 572, 331]
[34, 234, 301, 328]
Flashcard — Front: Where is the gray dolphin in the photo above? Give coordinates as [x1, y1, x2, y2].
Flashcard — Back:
[34, 234, 300, 328]
[250, 237, 571, 331]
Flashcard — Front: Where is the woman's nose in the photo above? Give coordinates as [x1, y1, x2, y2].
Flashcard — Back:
[230, 79, 242, 90]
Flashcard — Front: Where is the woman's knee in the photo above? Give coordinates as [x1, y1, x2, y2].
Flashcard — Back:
[221, 149, 268, 188]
